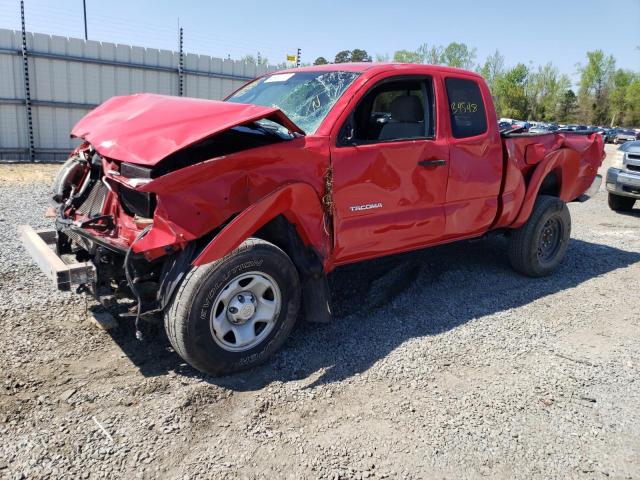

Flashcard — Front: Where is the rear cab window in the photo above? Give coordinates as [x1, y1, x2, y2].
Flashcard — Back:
[445, 77, 487, 139]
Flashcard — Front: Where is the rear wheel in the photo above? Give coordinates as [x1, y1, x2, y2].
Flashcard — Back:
[508, 195, 571, 277]
[165, 238, 300, 375]
[608, 193, 635, 212]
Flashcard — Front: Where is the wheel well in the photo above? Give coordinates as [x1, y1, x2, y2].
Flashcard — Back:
[253, 215, 324, 278]
[539, 171, 560, 197]
[253, 215, 332, 323]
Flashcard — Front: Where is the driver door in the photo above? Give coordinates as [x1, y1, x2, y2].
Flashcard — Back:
[330, 74, 449, 265]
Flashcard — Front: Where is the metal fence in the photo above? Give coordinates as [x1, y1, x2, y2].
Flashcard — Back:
[0, 28, 275, 161]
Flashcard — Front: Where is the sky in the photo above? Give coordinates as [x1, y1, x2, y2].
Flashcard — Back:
[1, 0, 638, 84]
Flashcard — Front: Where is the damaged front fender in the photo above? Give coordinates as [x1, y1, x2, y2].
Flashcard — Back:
[192, 182, 328, 267]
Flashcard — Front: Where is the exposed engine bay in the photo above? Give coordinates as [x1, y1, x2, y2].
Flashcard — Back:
[48, 117, 295, 336]
[51, 145, 171, 333]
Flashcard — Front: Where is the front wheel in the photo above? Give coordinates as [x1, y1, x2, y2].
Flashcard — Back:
[508, 195, 571, 277]
[165, 238, 301, 375]
[608, 193, 635, 212]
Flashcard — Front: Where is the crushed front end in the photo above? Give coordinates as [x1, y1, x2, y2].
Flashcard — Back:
[19, 144, 178, 326]
[18, 93, 314, 335]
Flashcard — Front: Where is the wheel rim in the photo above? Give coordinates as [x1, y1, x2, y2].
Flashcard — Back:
[537, 217, 563, 264]
[209, 271, 281, 352]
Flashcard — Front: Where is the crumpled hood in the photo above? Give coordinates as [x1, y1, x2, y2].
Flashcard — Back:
[71, 93, 304, 166]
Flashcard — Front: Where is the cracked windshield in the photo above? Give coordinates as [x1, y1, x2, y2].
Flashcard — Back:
[226, 71, 359, 134]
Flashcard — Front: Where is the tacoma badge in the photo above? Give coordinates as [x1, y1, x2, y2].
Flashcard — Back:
[350, 203, 383, 212]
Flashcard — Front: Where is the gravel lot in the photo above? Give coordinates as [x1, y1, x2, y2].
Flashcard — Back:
[1, 145, 639, 479]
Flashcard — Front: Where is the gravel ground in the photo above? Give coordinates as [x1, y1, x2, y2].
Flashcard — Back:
[1, 145, 639, 479]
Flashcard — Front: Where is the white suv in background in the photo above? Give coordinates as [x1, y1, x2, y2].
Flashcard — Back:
[607, 140, 640, 212]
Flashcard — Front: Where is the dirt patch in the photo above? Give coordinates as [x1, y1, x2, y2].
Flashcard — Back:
[1, 147, 639, 479]
[0, 163, 60, 185]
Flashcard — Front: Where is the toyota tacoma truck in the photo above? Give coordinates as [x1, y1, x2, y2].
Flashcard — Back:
[19, 63, 604, 375]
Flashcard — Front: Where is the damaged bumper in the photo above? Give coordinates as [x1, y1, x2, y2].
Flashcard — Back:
[18, 225, 96, 291]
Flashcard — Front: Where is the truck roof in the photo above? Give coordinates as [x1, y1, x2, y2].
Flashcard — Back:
[275, 62, 484, 79]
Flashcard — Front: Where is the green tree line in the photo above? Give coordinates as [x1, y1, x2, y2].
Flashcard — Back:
[309, 45, 640, 127]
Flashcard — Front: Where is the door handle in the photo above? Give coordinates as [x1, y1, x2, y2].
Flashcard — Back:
[418, 159, 447, 167]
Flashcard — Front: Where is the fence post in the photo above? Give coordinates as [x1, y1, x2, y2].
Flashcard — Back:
[178, 27, 184, 96]
[20, 0, 35, 161]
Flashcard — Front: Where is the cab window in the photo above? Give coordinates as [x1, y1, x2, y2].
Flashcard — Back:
[340, 78, 435, 145]
[445, 77, 487, 138]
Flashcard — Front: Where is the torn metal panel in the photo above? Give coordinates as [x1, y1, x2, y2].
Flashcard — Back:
[71, 93, 304, 166]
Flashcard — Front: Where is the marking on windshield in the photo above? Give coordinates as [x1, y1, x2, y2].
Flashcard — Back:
[264, 73, 295, 83]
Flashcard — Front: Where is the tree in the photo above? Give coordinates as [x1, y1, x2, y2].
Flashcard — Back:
[392, 42, 475, 68]
[241, 54, 268, 66]
[624, 78, 640, 126]
[609, 69, 633, 126]
[440, 42, 476, 69]
[393, 49, 422, 63]
[577, 50, 616, 125]
[329, 49, 372, 64]
[624, 77, 640, 126]
[416, 43, 443, 64]
[334, 50, 352, 63]
[313, 56, 328, 65]
[478, 50, 505, 93]
[493, 64, 529, 119]
[321, 44, 637, 126]
[526, 63, 570, 121]
[556, 89, 579, 123]
[351, 49, 372, 62]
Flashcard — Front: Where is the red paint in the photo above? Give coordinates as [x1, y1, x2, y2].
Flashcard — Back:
[67, 64, 604, 271]
[193, 182, 327, 266]
[441, 72, 503, 239]
[71, 93, 303, 165]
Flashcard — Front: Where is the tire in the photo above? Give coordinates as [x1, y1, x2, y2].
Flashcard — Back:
[508, 195, 571, 277]
[165, 238, 301, 375]
[608, 193, 635, 212]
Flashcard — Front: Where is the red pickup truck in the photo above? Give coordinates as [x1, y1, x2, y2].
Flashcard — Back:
[19, 63, 604, 375]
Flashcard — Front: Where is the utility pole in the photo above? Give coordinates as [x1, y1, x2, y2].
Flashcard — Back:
[178, 26, 184, 96]
[82, 0, 88, 40]
[20, 0, 34, 161]
[296, 48, 301, 68]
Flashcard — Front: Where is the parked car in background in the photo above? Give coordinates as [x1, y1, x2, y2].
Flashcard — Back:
[528, 125, 551, 134]
[604, 128, 619, 143]
[607, 140, 640, 211]
[616, 129, 637, 143]
[606, 128, 637, 144]
[513, 120, 531, 130]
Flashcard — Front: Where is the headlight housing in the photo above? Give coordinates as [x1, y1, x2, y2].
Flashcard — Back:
[611, 150, 625, 169]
